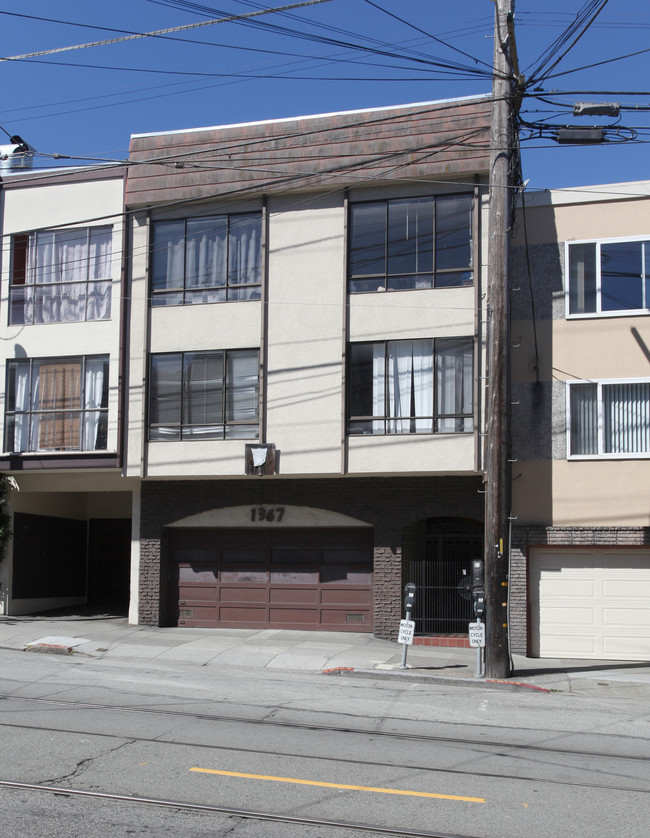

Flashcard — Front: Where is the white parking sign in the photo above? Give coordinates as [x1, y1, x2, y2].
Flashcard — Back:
[468, 621, 486, 647]
[397, 619, 415, 645]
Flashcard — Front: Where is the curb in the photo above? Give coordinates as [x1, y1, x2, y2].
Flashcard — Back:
[322, 667, 551, 692]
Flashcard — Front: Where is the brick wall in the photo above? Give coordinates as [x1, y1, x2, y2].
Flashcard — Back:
[138, 474, 484, 636]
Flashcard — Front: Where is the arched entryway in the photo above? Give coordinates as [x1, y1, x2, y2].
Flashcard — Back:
[402, 517, 483, 636]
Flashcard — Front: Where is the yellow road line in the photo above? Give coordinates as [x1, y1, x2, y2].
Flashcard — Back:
[190, 767, 485, 803]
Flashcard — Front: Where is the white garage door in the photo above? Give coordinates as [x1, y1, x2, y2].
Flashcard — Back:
[530, 548, 650, 660]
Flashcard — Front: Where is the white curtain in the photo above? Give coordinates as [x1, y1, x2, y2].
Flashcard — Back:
[436, 339, 473, 432]
[387, 340, 432, 433]
[23, 228, 111, 323]
[229, 215, 261, 288]
[83, 359, 106, 450]
[185, 217, 227, 302]
[11, 365, 31, 452]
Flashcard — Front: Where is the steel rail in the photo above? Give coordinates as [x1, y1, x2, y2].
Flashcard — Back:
[0, 692, 647, 763]
[0, 779, 476, 838]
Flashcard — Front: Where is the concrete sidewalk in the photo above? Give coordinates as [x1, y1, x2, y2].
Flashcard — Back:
[1, 613, 649, 698]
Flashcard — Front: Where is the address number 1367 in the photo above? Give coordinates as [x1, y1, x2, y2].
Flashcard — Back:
[250, 506, 285, 522]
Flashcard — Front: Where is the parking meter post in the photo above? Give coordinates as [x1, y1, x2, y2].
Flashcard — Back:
[475, 617, 483, 677]
[399, 583, 417, 670]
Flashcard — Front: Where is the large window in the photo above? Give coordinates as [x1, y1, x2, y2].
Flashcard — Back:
[149, 349, 259, 440]
[568, 380, 650, 457]
[348, 338, 473, 435]
[348, 194, 473, 293]
[4, 356, 109, 453]
[10, 227, 112, 325]
[568, 238, 650, 316]
[151, 213, 262, 306]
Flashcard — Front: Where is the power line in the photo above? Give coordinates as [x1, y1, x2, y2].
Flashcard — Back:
[0, 1, 334, 63]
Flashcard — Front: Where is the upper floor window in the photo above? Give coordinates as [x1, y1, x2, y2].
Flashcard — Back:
[9, 227, 112, 325]
[348, 337, 473, 435]
[348, 194, 473, 293]
[149, 349, 259, 440]
[568, 379, 650, 457]
[4, 355, 109, 453]
[151, 213, 262, 306]
[568, 238, 650, 316]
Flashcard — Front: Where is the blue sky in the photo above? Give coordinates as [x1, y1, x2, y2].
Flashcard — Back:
[1, 0, 649, 191]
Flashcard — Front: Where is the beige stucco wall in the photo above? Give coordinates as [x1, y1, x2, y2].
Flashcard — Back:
[513, 459, 650, 527]
[266, 193, 345, 474]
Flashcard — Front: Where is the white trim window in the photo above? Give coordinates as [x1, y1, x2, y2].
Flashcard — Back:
[4, 356, 109, 453]
[567, 379, 650, 457]
[348, 338, 473, 435]
[567, 237, 650, 317]
[9, 227, 113, 325]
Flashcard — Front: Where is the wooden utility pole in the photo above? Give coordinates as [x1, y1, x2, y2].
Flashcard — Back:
[485, 0, 517, 679]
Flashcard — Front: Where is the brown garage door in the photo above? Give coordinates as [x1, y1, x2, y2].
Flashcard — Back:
[166, 527, 373, 631]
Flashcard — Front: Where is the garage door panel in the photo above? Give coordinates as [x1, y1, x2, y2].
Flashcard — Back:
[178, 585, 218, 603]
[603, 579, 650, 598]
[218, 606, 268, 622]
[541, 606, 596, 626]
[269, 587, 320, 604]
[321, 588, 372, 605]
[218, 586, 267, 603]
[603, 607, 650, 627]
[531, 548, 650, 660]
[269, 607, 319, 623]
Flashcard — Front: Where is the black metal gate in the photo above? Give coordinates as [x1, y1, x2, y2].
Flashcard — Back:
[402, 518, 483, 634]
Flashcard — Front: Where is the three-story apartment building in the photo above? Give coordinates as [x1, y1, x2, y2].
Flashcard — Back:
[124, 97, 492, 638]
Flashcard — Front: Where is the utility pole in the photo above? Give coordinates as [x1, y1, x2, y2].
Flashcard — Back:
[485, 0, 518, 679]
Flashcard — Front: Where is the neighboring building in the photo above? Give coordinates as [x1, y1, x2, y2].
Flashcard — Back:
[0, 165, 135, 616]
[124, 97, 493, 638]
[510, 181, 650, 661]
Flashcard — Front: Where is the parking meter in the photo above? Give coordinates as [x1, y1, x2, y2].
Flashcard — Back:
[471, 559, 484, 590]
[473, 588, 485, 618]
[404, 582, 416, 615]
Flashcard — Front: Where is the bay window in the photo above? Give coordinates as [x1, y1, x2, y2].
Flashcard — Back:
[149, 349, 259, 440]
[568, 380, 650, 456]
[348, 194, 473, 293]
[4, 356, 109, 453]
[348, 338, 473, 435]
[10, 227, 112, 325]
[568, 238, 650, 316]
[151, 213, 262, 305]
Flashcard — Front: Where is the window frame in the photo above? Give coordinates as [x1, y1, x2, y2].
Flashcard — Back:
[150, 211, 263, 307]
[3, 355, 110, 454]
[565, 235, 650, 318]
[148, 348, 260, 441]
[9, 226, 113, 326]
[566, 377, 650, 459]
[347, 337, 474, 436]
[347, 193, 474, 294]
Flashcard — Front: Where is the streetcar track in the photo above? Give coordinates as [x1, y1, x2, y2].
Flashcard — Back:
[0, 779, 476, 838]
[0, 719, 647, 795]
[0, 692, 646, 763]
